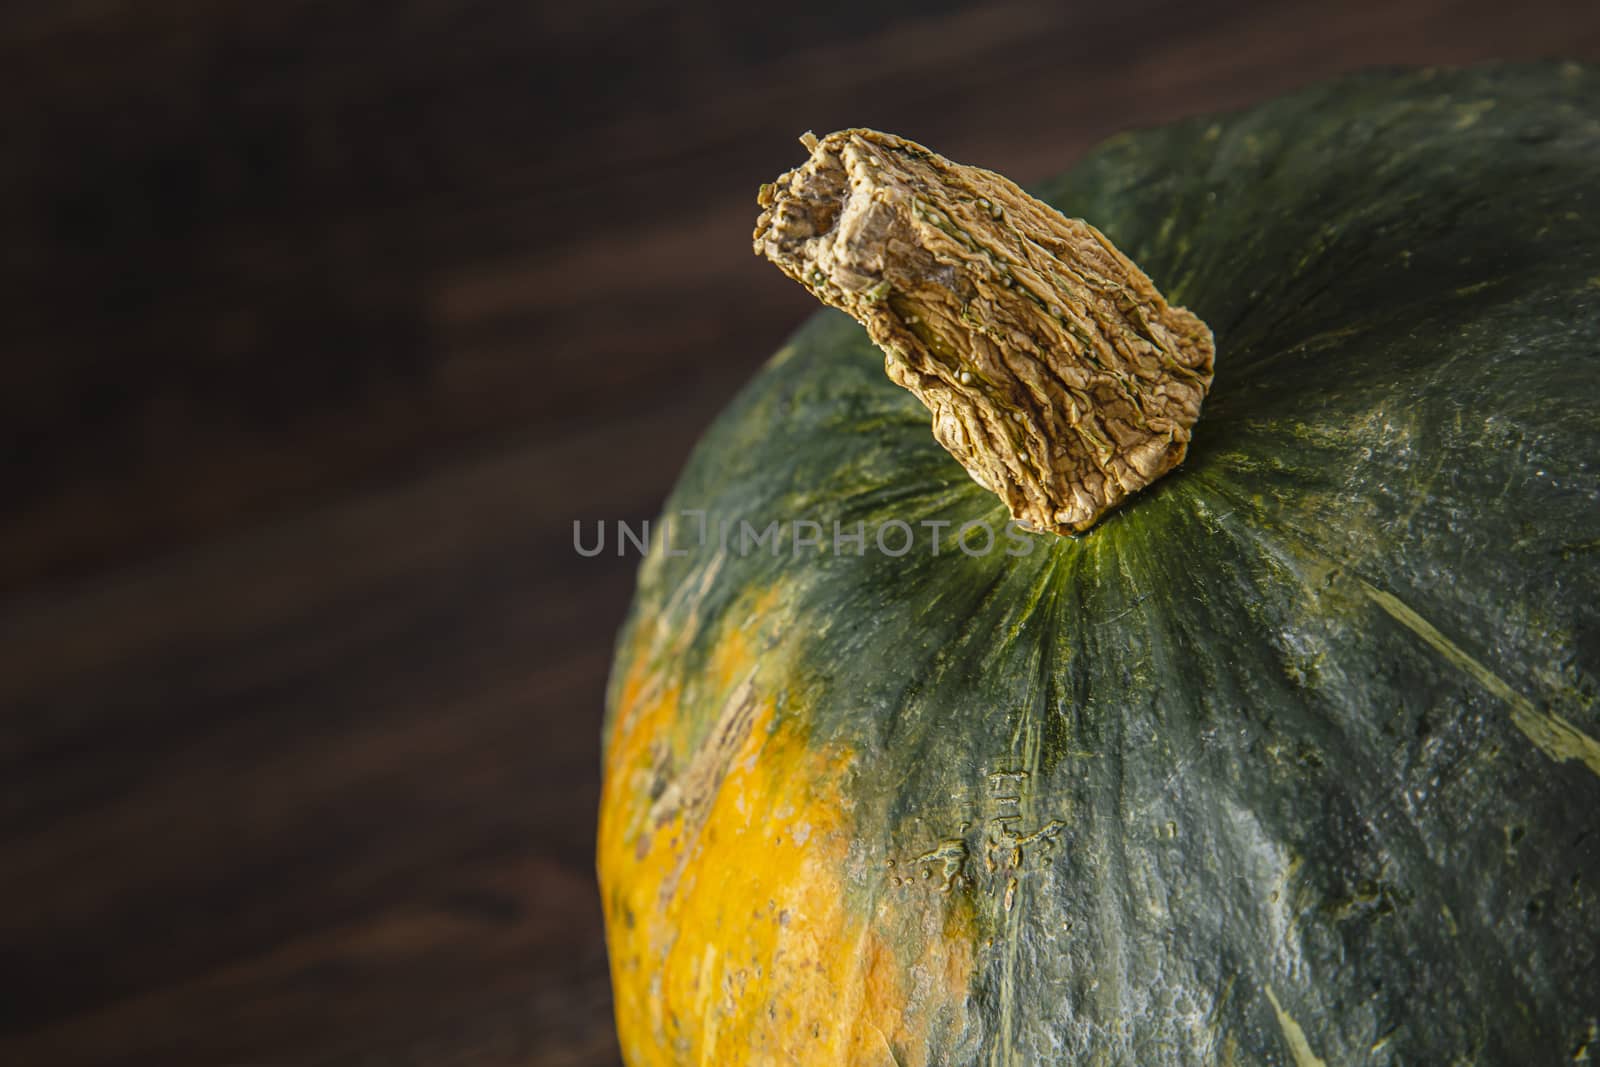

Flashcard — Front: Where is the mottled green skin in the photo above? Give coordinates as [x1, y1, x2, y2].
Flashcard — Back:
[607, 64, 1600, 1064]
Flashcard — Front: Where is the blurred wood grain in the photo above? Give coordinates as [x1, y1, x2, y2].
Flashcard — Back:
[3, 1, 1598, 1063]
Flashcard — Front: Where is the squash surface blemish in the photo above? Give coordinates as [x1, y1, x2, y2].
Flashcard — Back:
[600, 611, 979, 1064]
[1360, 580, 1600, 778]
[1264, 986, 1330, 1067]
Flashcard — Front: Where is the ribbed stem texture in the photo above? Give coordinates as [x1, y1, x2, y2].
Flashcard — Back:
[754, 128, 1215, 534]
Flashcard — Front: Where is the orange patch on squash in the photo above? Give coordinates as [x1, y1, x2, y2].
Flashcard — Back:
[860, 890, 980, 1066]
[598, 607, 978, 1065]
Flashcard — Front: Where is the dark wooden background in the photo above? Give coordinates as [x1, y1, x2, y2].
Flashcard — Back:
[3, 1, 1598, 1063]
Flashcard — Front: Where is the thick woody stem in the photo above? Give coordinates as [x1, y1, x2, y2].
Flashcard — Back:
[753, 128, 1215, 535]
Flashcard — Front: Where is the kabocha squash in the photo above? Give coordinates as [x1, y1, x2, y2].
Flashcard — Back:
[597, 64, 1600, 1065]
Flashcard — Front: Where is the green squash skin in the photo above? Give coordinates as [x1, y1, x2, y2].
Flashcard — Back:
[603, 63, 1600, 1065]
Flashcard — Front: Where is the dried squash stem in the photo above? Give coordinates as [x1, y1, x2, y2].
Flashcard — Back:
[754, 129, 1215, 535]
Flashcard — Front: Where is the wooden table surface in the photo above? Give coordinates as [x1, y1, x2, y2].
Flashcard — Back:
[4, 2, 1598, 1063]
